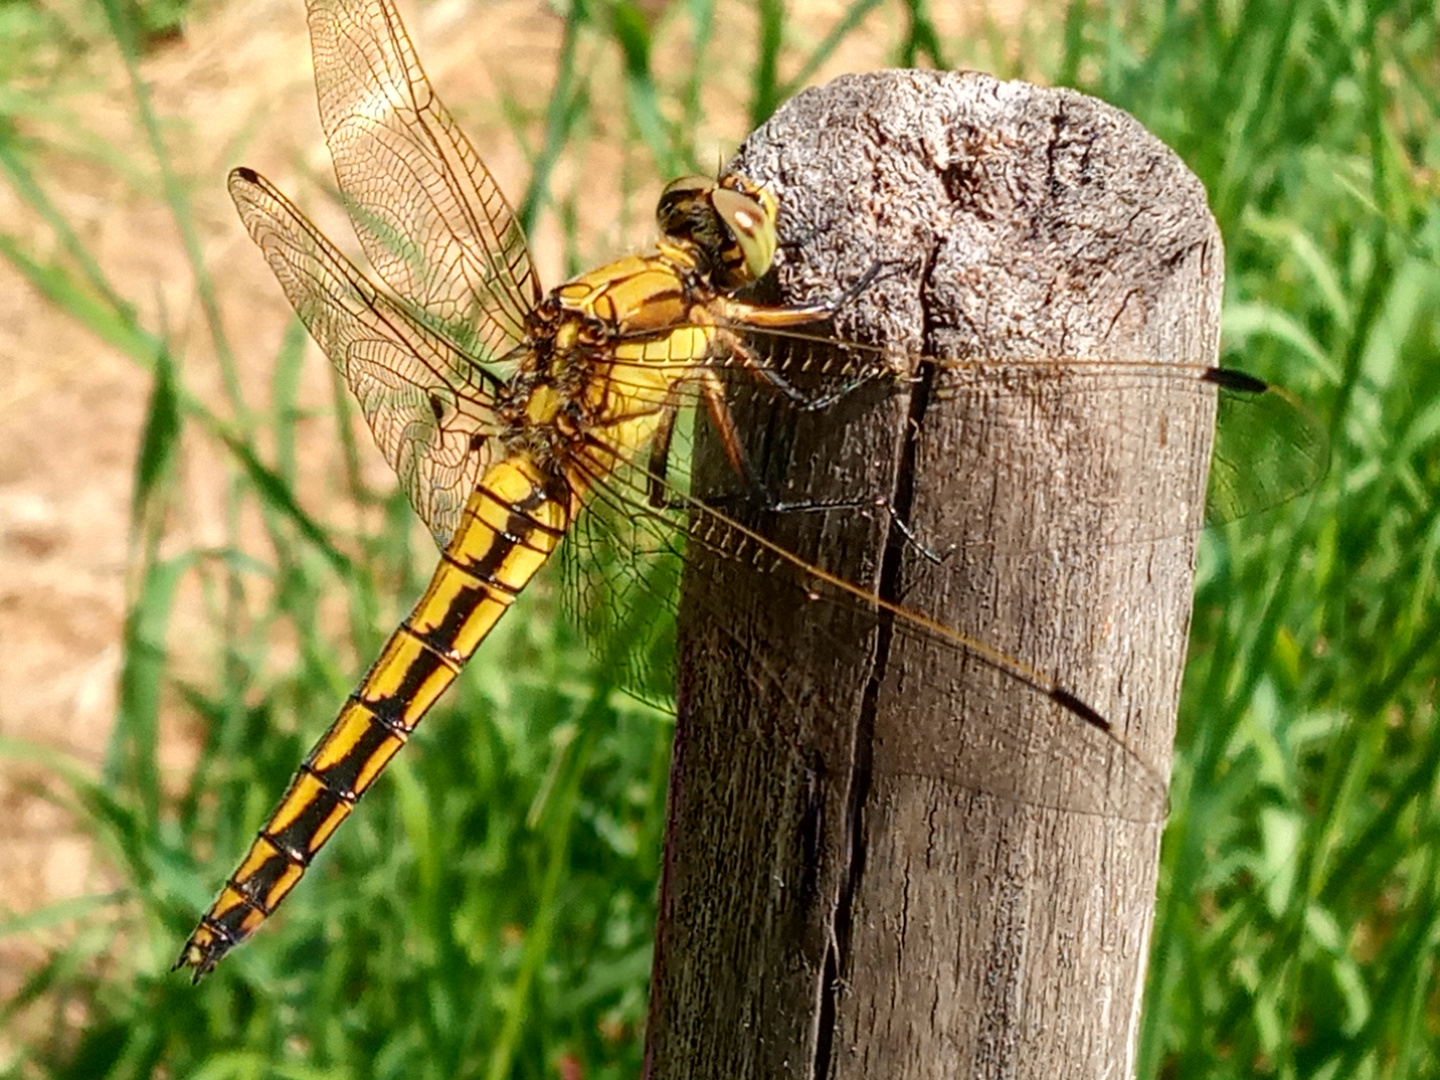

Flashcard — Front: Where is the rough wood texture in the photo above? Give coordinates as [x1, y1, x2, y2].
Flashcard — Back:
[645, 70, 1222, 1079]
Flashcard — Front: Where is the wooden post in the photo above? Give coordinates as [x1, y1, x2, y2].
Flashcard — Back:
[646, 71, 1221, 1079]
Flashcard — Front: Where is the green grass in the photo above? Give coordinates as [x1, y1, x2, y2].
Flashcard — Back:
[1, 0, 1438, 1077]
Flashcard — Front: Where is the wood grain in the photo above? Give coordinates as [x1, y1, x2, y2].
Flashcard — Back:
[646, 70, 1221, 1080]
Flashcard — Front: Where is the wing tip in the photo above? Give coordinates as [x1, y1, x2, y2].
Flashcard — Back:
[1205, 367, 1269, 395]
[1050, 686, 1110, 732]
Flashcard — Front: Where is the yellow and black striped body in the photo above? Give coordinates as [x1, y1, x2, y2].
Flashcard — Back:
[178, 457, 568, 975]
[180, 0, 827, 977]
[177, 245, 745, 978]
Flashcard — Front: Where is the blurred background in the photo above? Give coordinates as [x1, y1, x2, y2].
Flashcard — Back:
[0, 0, 1437, 1076]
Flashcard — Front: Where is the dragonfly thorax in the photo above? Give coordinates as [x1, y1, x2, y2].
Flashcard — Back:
[494, 172, 808, 487]
[497, 247, 730, 482]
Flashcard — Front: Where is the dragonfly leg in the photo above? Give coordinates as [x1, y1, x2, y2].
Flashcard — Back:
[826, 258, 890, 310]
[761, 493, 955, 566]
[719, 262, 887, 336]
[645, 372, 771, 509]
[646, 400, 680, 507]
[697, 371, 772, 503]
[713, 325, 885, 413]
[716, 283, 912, 415]
[698, 369, 760, 486]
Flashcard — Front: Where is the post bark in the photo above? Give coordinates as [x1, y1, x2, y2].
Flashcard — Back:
[645, 71, 1222, 1079]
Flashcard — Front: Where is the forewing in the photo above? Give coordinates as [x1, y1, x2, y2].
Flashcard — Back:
[307, 0, 539, 362]
[704, 322, 1326, 545]
[229, 167, 499, 547]
[924, 358, 1328, 535]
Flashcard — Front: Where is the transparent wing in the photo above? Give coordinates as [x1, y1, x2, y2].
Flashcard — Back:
[548, 334, 1322, 822]
[563, 331, 1327, 555]
[229, 167, 502, 547]
[1204, 370, 1329, 524]
[926, 359, 1328, 532]
[307, 0, 540, 362]
[690, 325, 1328, 547]
[562, 437, 1169, 822]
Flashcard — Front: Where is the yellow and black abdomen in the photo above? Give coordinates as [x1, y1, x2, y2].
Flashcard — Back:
[176, 456, 568, 978]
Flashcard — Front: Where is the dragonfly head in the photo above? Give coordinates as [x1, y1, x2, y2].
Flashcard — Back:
[656, 173, 780, 291]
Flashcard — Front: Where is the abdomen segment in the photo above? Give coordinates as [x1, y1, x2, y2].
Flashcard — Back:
[175, 457, 568, 980]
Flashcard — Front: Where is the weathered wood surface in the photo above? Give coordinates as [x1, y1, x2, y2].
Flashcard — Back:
[645, 70, 1222, 1079]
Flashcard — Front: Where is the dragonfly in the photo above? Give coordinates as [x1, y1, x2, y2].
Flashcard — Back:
[174, 0, 1325, 981]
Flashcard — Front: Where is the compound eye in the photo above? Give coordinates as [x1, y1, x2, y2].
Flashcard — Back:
[718, 173, 779, 218]
[712, 185, 778, 281]
[661, 174, 714, 199]
[656, 174, 715, 234]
